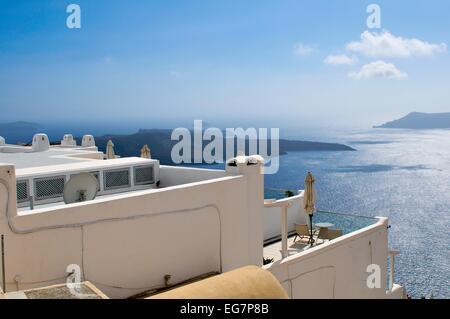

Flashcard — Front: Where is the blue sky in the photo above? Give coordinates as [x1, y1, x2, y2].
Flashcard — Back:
[1, 0, 449, 130]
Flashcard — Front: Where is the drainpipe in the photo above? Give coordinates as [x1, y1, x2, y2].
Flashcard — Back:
[280, 205, 288, 258]
[1, 234, 5, 293]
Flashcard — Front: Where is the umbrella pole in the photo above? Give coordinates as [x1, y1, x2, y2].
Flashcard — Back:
[309, 214, 314, 247]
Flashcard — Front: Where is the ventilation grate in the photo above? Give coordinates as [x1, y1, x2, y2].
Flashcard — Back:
[16, 180, 29, 203]
[134, 165, 154, 185]
[34, 176, 66, 200]
[104, 169, 130, 190]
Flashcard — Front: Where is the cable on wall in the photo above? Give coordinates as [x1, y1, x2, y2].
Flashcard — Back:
[1, 177, 224, 292]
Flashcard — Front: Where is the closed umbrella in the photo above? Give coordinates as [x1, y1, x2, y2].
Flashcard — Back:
[140, 144, 151, 159]
[303, 171, 316, 246]
[106, 140, 115, 159]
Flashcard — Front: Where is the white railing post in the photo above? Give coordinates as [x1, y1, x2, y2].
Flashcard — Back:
[389, 250, 399, 291]
[264, 199, 293, 259]
[280, 205, 288, 258]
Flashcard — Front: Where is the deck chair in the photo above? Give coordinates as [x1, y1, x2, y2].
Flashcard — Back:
[293, 224, 311, 243]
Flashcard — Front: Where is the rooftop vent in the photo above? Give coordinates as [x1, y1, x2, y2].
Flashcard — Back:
[61, 134, 76, 147]
[15, 159, 160, 208]
[134, 165, 154, 185]
[16, 180, 29, 203]
[0, 136, 5, 146]
[104, 168, 130, 190]
[32, 134, 50, 152]
[34, 176, 66, 200]
[82, 135, 95, 147]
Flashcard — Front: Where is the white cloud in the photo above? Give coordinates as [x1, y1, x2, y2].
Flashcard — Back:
[346, 31, 447, 58]
[324, 54, 358, 65]
[294, 43, 314, 56]
[349, 60, 408, 80]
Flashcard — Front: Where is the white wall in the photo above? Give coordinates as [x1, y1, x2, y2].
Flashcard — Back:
[0, 162, 264, 298]
[265, 218, 398, 299]
[226, 163, 264, 271]
[56, 151, 103, 160]
[159, 166, 227, 186]
[263, 192, 308, 242]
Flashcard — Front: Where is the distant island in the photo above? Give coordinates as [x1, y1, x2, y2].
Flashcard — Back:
[375, 112, 450, 129]
[91, 129, 355, 165]
[0, 122, 355, 165]
[0, 121, 43, 143]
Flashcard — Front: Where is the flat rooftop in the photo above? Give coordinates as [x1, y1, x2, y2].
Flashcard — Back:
[0, 144, 103, 169]
[13, 156, 160, 212]
[15, 156, 155, 177]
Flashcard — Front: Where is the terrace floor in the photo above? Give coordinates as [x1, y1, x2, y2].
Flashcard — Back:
[263, 211, 379, 263]
[263, 235, 329, 262]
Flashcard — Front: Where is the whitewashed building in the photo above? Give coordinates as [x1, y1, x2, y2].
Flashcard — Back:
[0, 134, 405, 299]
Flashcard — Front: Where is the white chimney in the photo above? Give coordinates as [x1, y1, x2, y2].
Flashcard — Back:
[0, 136, 5, 146]
[81, 135, 95, 147]
[32, 133, 50, 152]
[61, 134, 77, 147]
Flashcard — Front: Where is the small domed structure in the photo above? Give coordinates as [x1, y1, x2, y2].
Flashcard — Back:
[32, 133, 50, 152]
[82, 135, 95, 147]
[0, 136, 5, 146]
[61, 134, 77, 147]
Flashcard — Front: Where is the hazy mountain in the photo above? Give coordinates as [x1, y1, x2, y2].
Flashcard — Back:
[375, 112, 450, 129]
[0, 121, 44, 144]
[88, 129, 355, 165]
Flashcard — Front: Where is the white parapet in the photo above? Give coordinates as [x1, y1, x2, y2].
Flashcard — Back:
[264, 216, 405, 299]
[263, 191, 306, 243]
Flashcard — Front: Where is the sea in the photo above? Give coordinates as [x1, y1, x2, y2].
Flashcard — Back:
[193, 128, 450, 298]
